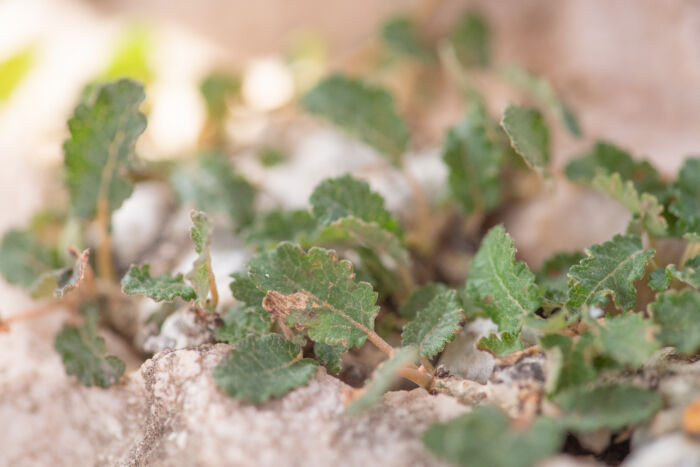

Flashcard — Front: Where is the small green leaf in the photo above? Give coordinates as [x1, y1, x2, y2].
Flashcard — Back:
[380, 16, 434, 62]
[565, 142, 665, 198]
[649, 267, 672, 291]
[200, 72, 241, 121]
[310, 175, 401, 235]
[555, 385, 663, 432]
[649, 255, 700, 292]
[442, 103, 502, 215]
[0, 229, 59, 288]
[214, 334, 318, 403]
[501, 65, 580, 136]
[216, 304, 271, 345]
[54, 305, 125, 388]
[500, 105, 549, 173]
[399, 283, 449, 319]
[477, 331, 523, 357]
[121, 264, 196, 302]
[347, 346, 418, 414]
[669, 158, 700, 235]
[448, 11, 490, 68]
[170, 154, 256, 228]
[567, 234, 654, 310]
[301, 74, 409, 163]
[536, 251, 585, 307]
[314, 342, 344, 374]
[423, 406, 564, 467]
[540, 333, 597, 394]
[236, 243, 379, 349]
[651, 290, 700, 354]
[466, 225, 540, 333]
[244, 209, 318, 249]
[591, 172, 668, 236]
[64, 79, 146, 219]
[53, 248, 90, 298]
[401, 289, 463, 358]
[186, 211, 214, 305]
[229, 272, 266, 307]
[594, 312, 659, 368]
[0, 45, 35, 102]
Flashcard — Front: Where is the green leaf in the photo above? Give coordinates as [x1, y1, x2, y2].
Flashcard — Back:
[591, 172, 668, 236]
[669, 158, 700, 235]
[301, 74, 409, 163]
[121, 264, 196, 302]
[236, 243, 380, 349]
[186, 211, 214, 305]
[216, 304, 271, 345]
[310, 175, 401, 235]
[594, 312, 659, 368]
[535, 251, 585, 307]
[399, 283, 449, 320]
[565, 142, 665, 198]
[401, 288, 463, 357]
[64, 79, 146, 219]
[448, 11, 490, 68]
[540, 333, 597, 394]
[649, 255, 700, 292]
[347, 346, 418, 414]
[380, 16, 434, 62]
[229, 272, 266, 307]
[170, 154, 256, 228]
[466, 225, 540, 333]
[500, 105, 549, 173]
[53, 248, 90, 298]
[0, 229, 59, 288]
[214, 334, 318, 403]
[314, 342, 344, 374]
[442, 103, 502, 215]
[555, 385, 663, 432]
[651, 290, 700, 354]
[0, 45, 35, 102]
[477, 331, 523, 357]
[244, 209, 318, 249]
[423, 406, 564, 467]
[54, 305, 126, 388]
[501, 65, 580, 136]
[200, 72, 241, 121]
[649, 267, 672, 291]
[567, 234, 654, 310]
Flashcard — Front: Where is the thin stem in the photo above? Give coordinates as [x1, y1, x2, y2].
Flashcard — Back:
[208, 263, 219, 310]
[366, 329, 396, 359]
[399, 365, 433, 388]
[96, 197, 114, 282]
[420, 356, 435, 375]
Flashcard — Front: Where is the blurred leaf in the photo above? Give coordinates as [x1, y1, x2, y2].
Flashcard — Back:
[0, 229, 60, 288]
[449, 12, 490, 68]
[594, 312, 659, 368]
[535, 251, 585, 307]
[649, 255, 700, 292]
[540, 333, 597, 394]
[402, 288, 463, 358]
[380, 16, 434, 62]
[651, 290, 700, 354]
[669, 158, 700, 236]
[466, 225, 540, 333]
[501, 105, 549, 174]
[102, 25, 153, 84]
[501, 65, 580, 136]
[186, 211, 214, 306]
[121, 264, 196, 302]
[244, 209, 318, 249]
[64, 79, 146, 219]
[301, 74, 409, 164]
[314, 342, 344, 374]
[216, 304, 271, 345]
[567, 234, 654, 310]
[477, 331, 523, 357]
[200, 72, 241, 121]
[54, 305, 125, 388]
[442, 103, 502, 215]
[423, 406, 564, 467]
[0, 45, 35, 102]
[555, 385, 662, 432]
[399, 283, 449, 319]
[214, 334, 318, 403]
[347, 346, 417, 414]
[170, 154, 256, 228]
[258, 146, 286, 167]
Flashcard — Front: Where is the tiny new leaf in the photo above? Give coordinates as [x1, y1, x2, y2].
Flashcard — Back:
[500, 104, 549, 173]
[401, 288, 463, 358]
[651, 290, 700, 354]
[235, 243, 380, 349]
[53, 247, 90, 298]
[122, 265, 196, 302]
[477, 331, 523, 357]
[555, 385, 663, 432]
[301, 74, 409, 164]
[466, 225, 540, 333]
[214, 334, 318, 403]
[422, 406, 564, 467]
[54, 305, 125, 388]
[186, 210, 214, 305]
[64, 79, 146, 219]
[567, 234, 654, 311]
[649, 255, 700, 292]
[442, 103, 502, 215]
[310, 175, 401, 235]
[380, 16, 434, 62]
[347, 346, 418, 414]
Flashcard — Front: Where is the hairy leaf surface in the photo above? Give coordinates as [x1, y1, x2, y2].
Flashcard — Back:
[595, 312, 658, 368]
[401, 288, 463, 357]
[651, 290, 700, 354]
[216, 304, 271, 345]
[477, 331, 523, 357]
[122, 264, 196, 302]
